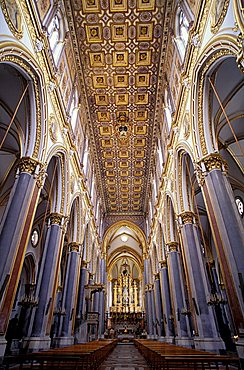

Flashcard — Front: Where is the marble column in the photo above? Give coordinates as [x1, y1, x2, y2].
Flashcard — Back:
[92, 291, 100, 312]
[159, 261, 174, 341]
[0, 158, 44, 358]
[143, 258, 153, 337]
[149, 286, 157, 337]
[145, 286, 153, 336]
[28, 212, 66, 351]
[57, 242, 81, 346]
[98, 256, 106, 337]
[198, 154, 244, 357]
[154, 273, 164, 338]
[75, 260, 89, 343]
[179, 211, 225, 352]
[167, 242, 192, 347]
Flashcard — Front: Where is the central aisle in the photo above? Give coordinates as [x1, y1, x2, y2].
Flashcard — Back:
[99, 342, 150, 370]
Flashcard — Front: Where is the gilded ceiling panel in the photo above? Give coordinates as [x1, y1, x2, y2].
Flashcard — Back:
[68, 0, 167, 214]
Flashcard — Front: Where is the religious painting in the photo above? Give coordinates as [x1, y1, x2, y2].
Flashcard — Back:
[135, 73, 150, 87]
[99, 126, 112, 136]
[134, 178, 142, 185]
[119, 161, 129, 168]
[105, 160, 114, 168]
[116, 110, 129, 121]
[137, 0, 155, 11]
[89, 52, 105, 67]
[85, 24, 103, 43]
[111, 23, 128, 42]
[135, 93, 149, 105]
[210, 0, 230, 33]
[134, 138, 146, 146]
[134, 149, 145, 158]
[114, 74, 129, 87]
[136, 22, 153, 41]
[119, 151, 129, 159]
[36, 0, 51, 21]
[103, 151, 114, 159]
[134, 169, 143, 176]
[135, 161, 144, 168]
[113, 51, 128, 66]
[115, 93, 129, 105]
[134, 125, 147, 135]
[136, 50, 151, 66]
[102, 139, 113, 148]
[95, 94, 108, 105]
[92, 74, 108, 88]
[110, 0, 128, 12]
[82, 0, 100, 13]
[1, 0, 23, 38]
[97, 111, 110, 122]
[135, 110, 148, 120]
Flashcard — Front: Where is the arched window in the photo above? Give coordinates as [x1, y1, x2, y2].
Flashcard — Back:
[175, 6, 190, 61]
[164, 88, 174, 131]
[69, 89, 79, 130]
[47, 11, 65, 64]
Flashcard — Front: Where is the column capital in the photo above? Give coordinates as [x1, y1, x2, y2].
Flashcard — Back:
[178, 211, 195, 225]
[159, 260, 167, 268]
[49, 212, 65, 225]
[18, 156, 44, 175]
[154, 273, 160, 281]
[166, 241, 178, 252]
[68, 242, 81, 252]
[101, 252, 107, 259]
[143, 252, 149, 260]
[198, 153, 228, 174]
[81, 260, 88, 268]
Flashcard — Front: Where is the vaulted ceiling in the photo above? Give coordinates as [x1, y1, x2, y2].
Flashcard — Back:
[66, 0, 171, 215]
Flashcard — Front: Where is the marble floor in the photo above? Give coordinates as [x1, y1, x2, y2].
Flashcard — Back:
[99, 343, 150, 370]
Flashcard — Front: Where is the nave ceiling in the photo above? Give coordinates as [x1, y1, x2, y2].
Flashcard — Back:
[65, 0, 172, 216]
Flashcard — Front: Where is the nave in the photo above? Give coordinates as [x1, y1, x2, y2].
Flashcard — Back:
[1, 340, 242, 370]
[99, 343, 149, 370]
[0, 0, 244, 365]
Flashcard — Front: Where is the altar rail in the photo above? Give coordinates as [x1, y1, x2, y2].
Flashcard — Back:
[134, 339, 241, 370]
[3, 339, 118, 370]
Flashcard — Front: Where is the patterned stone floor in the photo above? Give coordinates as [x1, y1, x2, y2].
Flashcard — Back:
[99, 343, 150, 370]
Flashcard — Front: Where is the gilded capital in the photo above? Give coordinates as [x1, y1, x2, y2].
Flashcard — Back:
[81, 260, 88, 268]
[101, 252, 107, 259]
[154, 273, 160, 281]
[179, 211, 195, 225]
[49, 212, 64, 225]
[166, 241, 178, 252]
[69, 242, 80, 253]
[18, 157, 41, 175]
[200, 154, 228, 174]
[143, 252, 149, 260]
[159, 260, 167, 268]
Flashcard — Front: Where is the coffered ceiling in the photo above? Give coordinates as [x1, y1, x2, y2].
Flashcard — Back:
[66, 0, 171, 215]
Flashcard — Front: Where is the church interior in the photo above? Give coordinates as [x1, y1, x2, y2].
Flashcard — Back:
[0, 0, 244, 368]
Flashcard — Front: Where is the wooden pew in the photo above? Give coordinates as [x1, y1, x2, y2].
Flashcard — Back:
[3, 339, 118, 369]
[134, 339, 241, 370]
